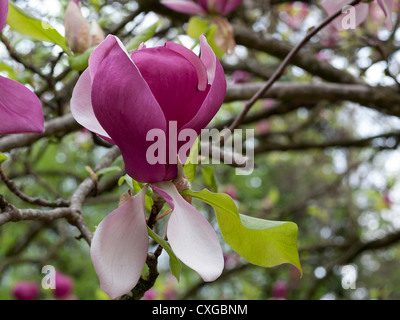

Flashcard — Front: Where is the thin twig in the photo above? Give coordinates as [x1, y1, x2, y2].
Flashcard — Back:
[228, 0, 362, 131]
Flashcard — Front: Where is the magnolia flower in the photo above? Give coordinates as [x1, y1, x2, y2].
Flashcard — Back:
[161, 0, 243, 16]
[0, 0, 44, 135]
[71, 34, 226, 298]
[321, 0, 394, 31]
[64, 0, 104, 54]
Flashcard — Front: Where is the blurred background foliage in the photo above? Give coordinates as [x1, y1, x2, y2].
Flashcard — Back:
[1, 0, 400, 300]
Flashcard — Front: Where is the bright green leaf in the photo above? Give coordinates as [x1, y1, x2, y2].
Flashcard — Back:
[6, 2, 71, 55]
[68, 47, 94, 71]
[147, 227, 181, 281]
[183, 137, 199, 183]
[183, 189, 302, 274]
[0, 62, 17, 80]
[0, 152, 8, 165]
[125, 21, 161, 51]
[205, 24, 225, 59]
[187, 16, 209, 39]
[201, 166, 218, 192]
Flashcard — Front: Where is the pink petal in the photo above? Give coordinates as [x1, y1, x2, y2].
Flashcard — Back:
[160, 0, 206, 15]
[209, 0, 228, 14]
[152, 181, 224, 282]
[222, 0, 243, 15]
[180, 36, 226, 136]
[91, 35, 168, 183]
[131, 45, 210, 132]
[165, 41, 208, 91]
[70, 68, 113, 142]
[0, 0, 8, 33]
[90, 187, 149, 299]
[0, 75, 44, 135]
[199, 34, 216, 85]
[377, 0, 394, 30]
[321, 0, 369, 30]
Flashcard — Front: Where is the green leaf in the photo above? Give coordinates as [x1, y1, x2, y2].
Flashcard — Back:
[205, 24, 225, 59]
[0, 62, 17, 80]
[183, 189, 302, 274]
[6, 2, 71, 55]
[95, 166, 121, 177]
[147, 227, 182, 281]
[0, 152, 8, 165]
[201, 166, 218, 192]
[68, 47, 95, 71]
[187, 16, 209, 39]
[183, 137, 199, 183]
[125, 21, 161, 51]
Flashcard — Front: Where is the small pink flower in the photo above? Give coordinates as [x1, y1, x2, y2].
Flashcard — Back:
[11, 282, 40, 300]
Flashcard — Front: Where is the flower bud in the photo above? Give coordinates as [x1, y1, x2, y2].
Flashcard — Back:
[11, 281, 40, 300]
[64, 0, 105, 54]
[54, 271, 74, 299]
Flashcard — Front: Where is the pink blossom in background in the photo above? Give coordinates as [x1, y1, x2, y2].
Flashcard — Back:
[54, 271, 74, 299]
[321, 0, 394, 31]
[271, 280, 288, 299]
[71, 35, 226, 299]
[11, 282, 40, 300]
[222, 184, 238, 199]
[161, 0, 243, 16]
[229, 70, 251, 84]
[281, 3, 310, 29]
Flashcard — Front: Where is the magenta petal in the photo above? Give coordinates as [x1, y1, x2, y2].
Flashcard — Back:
[0, 0, 8, 32]
[131, 45, 210, 131]
[91, 36, 168, 183]
[199, 34, 216, 85]
[70, 68, 113, 142]
[165, 41, 208, 91]
[222, 0, 243, 15]
[160, 0, 206, 15]
[0, 76, 44, 135]
[152, 181, 224, 282]
[181, 39, 226, 135]
[90, 187, 149, 299]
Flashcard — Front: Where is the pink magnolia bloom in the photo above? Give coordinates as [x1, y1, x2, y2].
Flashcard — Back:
[0, 0, 44, 135]
[161, 0, 243, 16]
[71, 34, 226, 299]
[321, 0, 394, 31]
[11, 281, 40, 300]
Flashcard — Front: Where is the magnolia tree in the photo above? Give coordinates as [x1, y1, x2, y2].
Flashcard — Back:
[1, 0, 400, 300]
